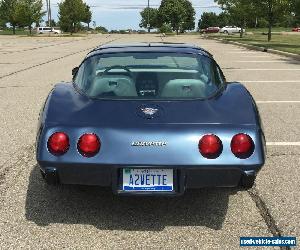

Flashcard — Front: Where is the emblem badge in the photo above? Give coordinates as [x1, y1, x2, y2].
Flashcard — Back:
[137, 105, 162, 119]
[141, 107, 158, 116]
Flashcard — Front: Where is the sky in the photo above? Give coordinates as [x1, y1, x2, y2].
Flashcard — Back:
[48, 0, 221, 30]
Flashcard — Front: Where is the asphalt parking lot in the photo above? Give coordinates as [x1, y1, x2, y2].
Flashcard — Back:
[0, 34, 299, 249]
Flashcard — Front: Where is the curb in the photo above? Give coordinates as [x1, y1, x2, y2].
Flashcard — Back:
[203, 35, 300, 60]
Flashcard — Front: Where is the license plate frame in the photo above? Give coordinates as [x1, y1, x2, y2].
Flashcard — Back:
[122, 168, 174, 192]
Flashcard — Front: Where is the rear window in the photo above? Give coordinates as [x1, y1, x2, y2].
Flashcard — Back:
[74, 52, 225, 99]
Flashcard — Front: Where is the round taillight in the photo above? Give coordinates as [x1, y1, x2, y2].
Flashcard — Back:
[231, 133, 254, 159]
[47, 132, 69, 156]
[199, 134, 223, 159]
[77, 133, 100, 157]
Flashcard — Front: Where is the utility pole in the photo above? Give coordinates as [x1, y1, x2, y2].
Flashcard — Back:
[147, 0, 150, 33]
[49, 0, 52, 28]
[46, 0, 49, 26]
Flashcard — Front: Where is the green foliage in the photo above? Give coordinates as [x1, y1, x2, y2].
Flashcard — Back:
[0, 0, 44, 34]
[180, 0, 195, 32]
[46, 19, 57, 27]
[215, 0, 256, 37]
[214, 0, 292, 40]
[198, 12, 219, 29]
[139, 7, 158, 31]
[0, 0, 20, 34]
[58, 0, 90, 33]
[16, 0, 44, 34]
[0, 19, 6, 28]
[158, 23, 173, 33]
[291, 0, 300, 25]
[252, 0, 291, 41]
[198, 11, 240, 30]
[95, 26, 108, 33]
[157, 0, 195, 34]
[216, 12, 232, 27]
[82, 3, 92, 28]
[141, 8, 158, 30]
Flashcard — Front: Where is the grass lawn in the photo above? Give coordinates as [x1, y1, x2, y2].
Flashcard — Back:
[246, 27, 292, 33]
[0, 29, 90, 37]
[0, 29, 31, 35]
[207, 32, 300, 55]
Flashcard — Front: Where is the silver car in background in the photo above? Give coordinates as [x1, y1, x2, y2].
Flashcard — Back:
[220, 26, 245, 34]
[37, 27, 62, 34]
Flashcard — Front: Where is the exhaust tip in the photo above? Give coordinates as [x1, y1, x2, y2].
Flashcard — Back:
[41, 168, 59, 185]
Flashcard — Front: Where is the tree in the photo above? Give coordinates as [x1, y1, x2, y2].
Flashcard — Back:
[217, 12, 233, 27]
[0, 0, 20, 34]
[181, 0, 195, 32]
[0, 19, 6, 28]
[158, 0, 195, 34]
[215, 0, 256, 38]
[82, 3, 92, 29]
[198, 12, 234, 30]
[95, 26, 108, 33]
[253, 0, 290, 41]
[159, 23, 173, 33]
[291, 0, 300, 25]
[15, 0, 44, 34]
[46, 19, 56, 27]
[198, 12, 219, 29]
[139, 7, 158, 32]
[58, 0, 86, 33]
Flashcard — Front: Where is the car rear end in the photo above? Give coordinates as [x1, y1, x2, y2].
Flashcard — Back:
[38, 120, 265, 195]
[37, 46, 265, 195]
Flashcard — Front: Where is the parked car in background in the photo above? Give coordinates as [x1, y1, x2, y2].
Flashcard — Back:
[200, 27, 220, 34]
[220, 26, 245, 34]
[37, 27, 61, 34]
[292, 27, 300, 32]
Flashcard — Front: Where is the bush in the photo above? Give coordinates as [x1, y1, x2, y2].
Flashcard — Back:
[159, 23, 172, 34]
[95, 26, 108, 33]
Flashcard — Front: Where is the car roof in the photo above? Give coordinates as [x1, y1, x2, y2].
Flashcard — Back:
[86, 43, 213, 58]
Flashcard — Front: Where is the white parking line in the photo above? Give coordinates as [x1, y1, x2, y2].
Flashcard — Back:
[240, 55, 270, 57]
[257, 101, 300, 103]
[267, 142, 300, 146]
[235, 61, 290, 63]
[229, 51, 260, 54]
[241, 80, 300, 83]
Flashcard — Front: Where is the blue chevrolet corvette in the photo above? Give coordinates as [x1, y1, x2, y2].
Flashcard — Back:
[36, 43, 266, 195]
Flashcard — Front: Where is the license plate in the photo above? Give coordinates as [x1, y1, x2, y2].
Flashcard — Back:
[122, 168, 174, 192]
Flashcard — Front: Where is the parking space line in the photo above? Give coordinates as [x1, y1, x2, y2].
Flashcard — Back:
[228, 51, 260, 53]
[241, 80, 300, 83]
[240, 55, 270, 57]
[235, 61, 291, 63]
[256, 101, 300, 103]
[266, 142, 300, 146]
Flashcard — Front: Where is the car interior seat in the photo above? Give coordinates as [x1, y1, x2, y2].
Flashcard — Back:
[161, 79, 207, 98]
[87, 75, 138, 97]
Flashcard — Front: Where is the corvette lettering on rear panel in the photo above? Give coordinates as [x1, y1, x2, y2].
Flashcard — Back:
[131, 141, 167, 147]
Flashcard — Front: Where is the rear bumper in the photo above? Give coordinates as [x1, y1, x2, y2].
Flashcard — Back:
[39, 163, 261, 195]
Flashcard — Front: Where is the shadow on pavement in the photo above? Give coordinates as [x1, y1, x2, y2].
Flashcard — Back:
[25, 165, 237, 231]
